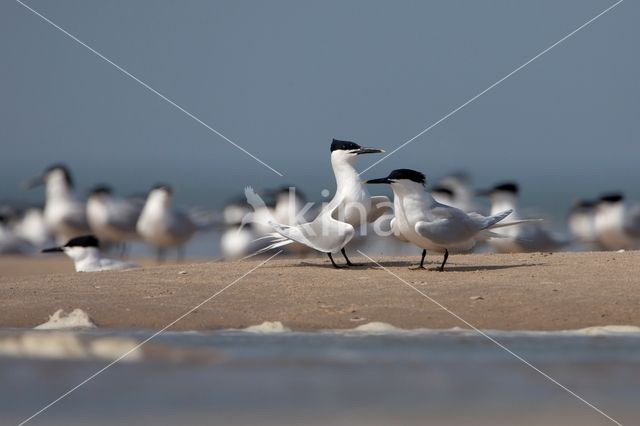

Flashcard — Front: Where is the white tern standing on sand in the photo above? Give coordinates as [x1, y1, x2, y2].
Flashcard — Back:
[87, 185, 143, 252]
[568, 199, 599, 248]
[136, 184, 197, 261]
[593, 193, 640, 250]
[366, 169, 536, 271]
[478, 182, 567, 253]
[42, 235, 139, 272]
[25, 164, 90, 244]
[253, 139, 390, 268]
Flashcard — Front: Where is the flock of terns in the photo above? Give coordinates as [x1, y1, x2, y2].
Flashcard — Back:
[1, 138, 639, 271]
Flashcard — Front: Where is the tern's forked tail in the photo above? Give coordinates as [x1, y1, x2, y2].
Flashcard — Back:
[242, 232, 294, 260]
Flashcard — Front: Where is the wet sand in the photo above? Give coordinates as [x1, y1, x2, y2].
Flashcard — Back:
[0, 251, 638, 331]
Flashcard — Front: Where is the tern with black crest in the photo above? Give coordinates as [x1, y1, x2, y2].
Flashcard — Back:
[42, 235, 139, 272]
[136, 184, 197, 261]
[252, 139, 390, 268]
[87, 185, 143, 252]
[479, 182, 568, 253]
[594, 193, 640, 250]
[25, 164, 90, 244]
[366, 169, 536, 270]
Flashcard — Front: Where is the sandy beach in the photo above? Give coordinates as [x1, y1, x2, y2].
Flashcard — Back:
[1, 251, 638, 331]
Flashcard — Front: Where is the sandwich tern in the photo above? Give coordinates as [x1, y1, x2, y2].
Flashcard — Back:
[593, 193, 640, 250]
[479, 182, 567, 253]
[0, 214, 33, 254]
[136, 184, 197, 261]
[433, 172, 481, 213]
[366, 169, 534, 271]
[12, 207, 53, 249]
[42, 235, 139, 272]
[253, 139, 389, 268]
[568, 199, 599, 248]
[87, 185, 143, 250]
[25, 164, 90, 244]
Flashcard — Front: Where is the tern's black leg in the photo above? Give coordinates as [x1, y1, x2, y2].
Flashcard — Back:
[410, 249, 427, 270]
[157, 248, 166, 264]
[328, 252, 346, 269]
[437, 249, 449, 272]
[341, 248, 363, 267]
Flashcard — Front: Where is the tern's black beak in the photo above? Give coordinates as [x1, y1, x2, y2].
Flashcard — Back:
[22, 175, 45, 190]
[365, 177, 392, 184]
[42, 247, 64, 253]
[355, 147, 385, 155]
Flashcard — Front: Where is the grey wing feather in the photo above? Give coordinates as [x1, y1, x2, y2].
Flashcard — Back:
[62, 208, 90, 232]
[107, 199, 142, 232]
[168, 211, 197, 237]
[625, 204, 640, 238]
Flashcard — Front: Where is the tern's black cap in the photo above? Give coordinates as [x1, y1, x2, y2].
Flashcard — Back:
[431, 186, 454, 197]
[90, 185, 112, 195]
[45, 164, 73, 186]
[330, 139, 362, 152]
[599, 193, 624, 203]
[64, 235, 99, 248]
[388, 169, 427, 185]
[152, 183, 173, 194]
[573, 199, 596, 209]
[492, 182, 519, 194]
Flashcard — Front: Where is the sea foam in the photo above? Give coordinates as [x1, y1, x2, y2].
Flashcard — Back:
[242, 321, 291, 333]
[0, 332, 142, 361]
[34, 309, 96, 330]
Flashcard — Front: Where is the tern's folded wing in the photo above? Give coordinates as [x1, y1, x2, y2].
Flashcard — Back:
[107, 199, 142, 232]
[62, 209, 90, 232]
[415, 218, 476, 245]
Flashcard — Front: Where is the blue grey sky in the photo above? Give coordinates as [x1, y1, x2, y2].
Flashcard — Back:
[1, 0, 637, 215]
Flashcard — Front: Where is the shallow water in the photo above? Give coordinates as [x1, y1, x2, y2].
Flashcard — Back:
[1, 326, 639, 426]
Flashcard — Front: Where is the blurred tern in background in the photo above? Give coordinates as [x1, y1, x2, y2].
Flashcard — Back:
[136, 184, 197, 261]
[87, 185, 143, 253]
[594, 193, 640, 250]
[433, 172, 481, 213]
[42, 235, 139, 272]
[479, 182, 567, 253]
[366, 169, 534, 270]
[568, 199, 599, 248]
[12, 207, 52, 249]
[251, 139, 390, 268]
[24, 164, 90, 244]
[0, 214, 33, 254]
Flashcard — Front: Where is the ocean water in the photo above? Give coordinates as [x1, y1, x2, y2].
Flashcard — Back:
[1, 325, 639, 426]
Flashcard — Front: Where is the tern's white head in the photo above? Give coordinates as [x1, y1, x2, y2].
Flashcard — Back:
[88, 185, 113, 203]
[479, 182, 519, 214]
[25, 164, 75, 199]
[595, 193, 626, 224]
[431, 185, 455, 205]
[330, 139, 384, 168]
[42, 235, 100, 268]
[366, 168, 427, 197]
[145, 184, 174, 208]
